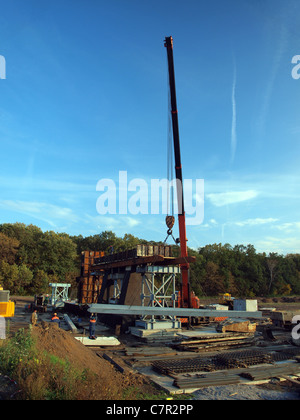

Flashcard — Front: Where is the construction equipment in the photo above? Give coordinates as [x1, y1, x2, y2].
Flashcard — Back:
[31, 294, 48, 313]
[0, 283, 15, 318]
[270, 310, 300, 329]
[262, 310, 300, 343]
[164, 36, 194, 309]
[219, 293, 234, 310]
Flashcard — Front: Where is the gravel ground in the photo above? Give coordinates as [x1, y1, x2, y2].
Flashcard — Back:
[193, 384, 300, 400]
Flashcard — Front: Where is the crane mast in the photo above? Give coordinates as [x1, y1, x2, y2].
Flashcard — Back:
[164, 36, 191, 308]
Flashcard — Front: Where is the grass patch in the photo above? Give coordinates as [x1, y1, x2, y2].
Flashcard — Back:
[0, 328, 99, 400]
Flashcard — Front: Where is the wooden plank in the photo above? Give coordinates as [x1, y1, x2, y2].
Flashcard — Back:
[281, 375, 300, 387]
[178, 334, 253, 345]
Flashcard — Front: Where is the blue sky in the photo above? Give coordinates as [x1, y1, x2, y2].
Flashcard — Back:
[0, 0, 300, 255]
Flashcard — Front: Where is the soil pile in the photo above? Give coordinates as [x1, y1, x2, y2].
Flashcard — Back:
[31, 322, 157, 399]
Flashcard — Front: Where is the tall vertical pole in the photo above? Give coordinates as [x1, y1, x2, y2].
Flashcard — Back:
[164, 36, 190, 308]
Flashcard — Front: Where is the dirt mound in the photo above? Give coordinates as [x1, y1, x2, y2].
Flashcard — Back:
[31, 322, 156, 399]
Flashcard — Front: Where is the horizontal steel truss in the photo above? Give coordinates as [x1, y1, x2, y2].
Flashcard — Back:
[88, 303, 262, 319]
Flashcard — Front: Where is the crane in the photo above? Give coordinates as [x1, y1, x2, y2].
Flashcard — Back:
[164, 36, 192, 309]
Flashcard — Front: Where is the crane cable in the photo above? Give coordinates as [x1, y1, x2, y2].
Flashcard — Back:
[164, 79, 176, 244]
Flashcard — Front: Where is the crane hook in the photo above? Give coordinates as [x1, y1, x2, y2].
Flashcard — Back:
[164, 215, 178, 244]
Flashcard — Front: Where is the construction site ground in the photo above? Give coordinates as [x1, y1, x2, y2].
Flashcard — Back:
[1, 296, 300, 400]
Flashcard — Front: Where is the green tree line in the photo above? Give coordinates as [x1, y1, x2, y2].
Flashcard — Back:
[0, 222, 299, 297]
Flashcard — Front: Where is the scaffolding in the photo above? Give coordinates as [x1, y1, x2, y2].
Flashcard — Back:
[49, 283, 71, 308]
[136, 265, 181, 329]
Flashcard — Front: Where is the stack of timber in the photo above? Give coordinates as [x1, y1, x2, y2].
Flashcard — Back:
[216, 319, 257, 334]
[78, 276, 102, 304]
[129, 326, 182, 344]
[77, 251, 104, 304]
[172, 329, 255, 352]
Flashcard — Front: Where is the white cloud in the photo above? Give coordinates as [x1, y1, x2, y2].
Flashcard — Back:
[256, 236, 300, 255]
[0, 200, 78, 227]
[234, 218, 278, 227]
[84, 213, 141, 231]
[124, 216, 141, 228]
[206, 190, 258, 207]
[273, 222, 300, 232]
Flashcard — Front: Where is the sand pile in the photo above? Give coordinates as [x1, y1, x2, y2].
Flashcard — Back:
[30, 322, 155, 399]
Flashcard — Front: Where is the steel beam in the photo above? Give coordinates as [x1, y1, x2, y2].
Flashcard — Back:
[63, 314, 78, 333]
[87, 304, 262, 319]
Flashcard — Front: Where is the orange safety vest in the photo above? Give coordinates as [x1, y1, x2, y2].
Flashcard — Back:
[90, 318, 96, 323]
[52, 316, 59, 321]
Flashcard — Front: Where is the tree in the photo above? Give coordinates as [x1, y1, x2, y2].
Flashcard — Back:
[0, 261, 19, 291]
[30, 269, 50, 294]
[266, 254, 279, 294]
[0, 232, 19, 264]
[203, 261, 225, 296]
[17, 264, 33, 295]
[37, 231, 77, 281]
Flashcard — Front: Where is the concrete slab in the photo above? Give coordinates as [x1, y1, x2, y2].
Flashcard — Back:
[135, 319, 181, 330]
[75, 336, 120, 346]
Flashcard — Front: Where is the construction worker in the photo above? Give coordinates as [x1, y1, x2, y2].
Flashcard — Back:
[89, 313, 97, 339]
[51, 312, 60, 327]
[30, 309, 38, 326]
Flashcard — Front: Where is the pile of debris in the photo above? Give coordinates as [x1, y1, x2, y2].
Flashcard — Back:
[151, 347, 300, 390]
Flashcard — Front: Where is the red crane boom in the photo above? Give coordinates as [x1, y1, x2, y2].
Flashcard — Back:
[164, 36, 191, 308]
